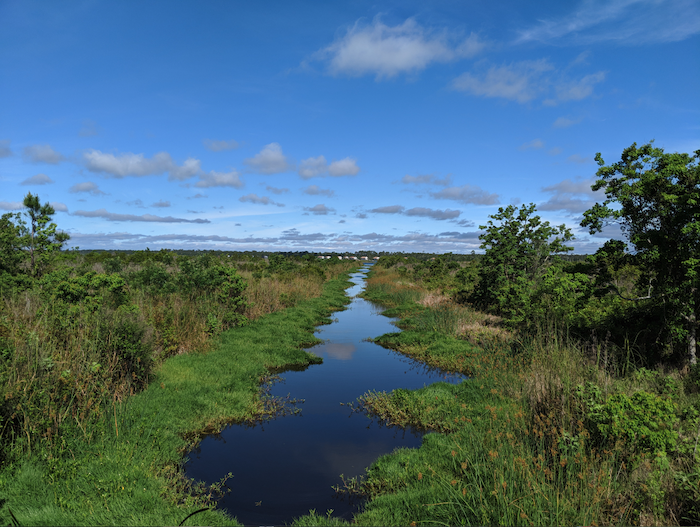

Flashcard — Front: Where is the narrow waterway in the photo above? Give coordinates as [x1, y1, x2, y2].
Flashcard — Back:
[184, 265, 464, 526]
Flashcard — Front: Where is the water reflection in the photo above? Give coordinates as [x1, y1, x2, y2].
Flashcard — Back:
[184, 265, 465, 526]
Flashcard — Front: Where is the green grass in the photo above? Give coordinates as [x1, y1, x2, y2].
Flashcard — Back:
[0, 275, 353, 526]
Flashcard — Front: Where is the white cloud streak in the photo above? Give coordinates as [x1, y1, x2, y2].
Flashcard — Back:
[69, 181, 106, 195]
[298, 155, 360, 179]
[72, 208, 210, 223]
[0, 140, 13, 158]
[195, 169, 244, 188]
[516, 0, 700, 45]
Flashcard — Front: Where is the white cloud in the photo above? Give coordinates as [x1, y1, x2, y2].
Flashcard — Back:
[152, 200, 170, 208]
[203, 139, 239, 152]
[315, 17, 486, 79]
[304, 204, 335, 215]
[303, 184, 335, 197]
[266, 185, 289, 195]
[21, 173, 54, 185]
[539, 176, 605, 213]
[298, 155, 328, 179]
[239, 193, 284, 207]
[0, 201, 24, 211]
[194, 170, 244, 188]
[548, 147, 563, 156]
[83, 149, 201, 181]
[23, 144, 65, 164]
[0, 140, 12, 158]
[452, 59, 554, 103]
[72, 208, 210, 223]
[298, 155, 359, 178]
[516, 0, 700, 45]
[328, 157, 360, 176]
[401, 174, 452, 186]
[567, 154, 592, 164]
[244, 143, 293, 174]
[555, 71, 606, 101]
[431, 184, 500, 205]
[405, 207, 460, 220]
[519, 139, 545, 151]
[50, 202, 68, 212]
[69, 181, 106, 196]
[553, 117, 578, 128]
[370, 205, 405, 214]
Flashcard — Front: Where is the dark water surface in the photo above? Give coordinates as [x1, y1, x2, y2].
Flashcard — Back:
[184, 265, 464, 526]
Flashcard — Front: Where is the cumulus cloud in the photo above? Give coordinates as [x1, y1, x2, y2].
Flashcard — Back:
[519, 139, 545, 151]
[152, 200, 170, 208]
[516, 0, 700, 46]
[79, 119, 99, 137]
[355, 212, 368, 219]
[314, 17, 486, 79]
[266, 185, 289, 194]
[244, 143, 293, 174]
[0, 201, 24, 211]
[239, 193, 284, 207]
[452, 59, 553, 103]
[72, 208, 210, 223]
[23, 144, 65, 164]
[21, 173, 54, 185]
[195, 170, 244, 188]
[298, 155, 360, 179]
[304, 204, 335, 215]
[203, 139, 239, 152]
[431, 184, 500, 205]
[303, 184, 335, 197]
[0, 140, 12, 158]
[83, 149, 201, 181]
[50, 202, 68, 212]
[539, 176, 605, 213]
[69, 181, 106, 196]
[548, 72, 606, 104]
[401, 174, 451, 186]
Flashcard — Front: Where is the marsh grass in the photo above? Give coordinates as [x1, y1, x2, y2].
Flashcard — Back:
[332, 264, 700, 526]
[0, 254, 358, 526]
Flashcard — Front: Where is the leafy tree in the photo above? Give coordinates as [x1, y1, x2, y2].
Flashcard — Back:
[581, 142, 700, 365]
[18, 192, 70, 277]
[472, 203, 574, 324]
[0, 213, 23, 276]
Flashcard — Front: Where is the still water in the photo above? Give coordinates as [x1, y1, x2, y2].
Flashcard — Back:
[184, 265, 464, 526]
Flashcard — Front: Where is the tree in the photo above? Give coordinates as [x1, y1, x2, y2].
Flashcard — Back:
[581, 142, 700, 365]
[473, 203, 574, 324]
[0, 212, 23, 276]
[18, 192, 70, 277]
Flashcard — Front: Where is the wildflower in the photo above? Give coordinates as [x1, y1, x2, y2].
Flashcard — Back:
[461, 462, 468, 470]
[417, 472, 422, 480]
[451, 450, 457, 457]
[488, 450, 499, 459]
[451, 479, 457, 486]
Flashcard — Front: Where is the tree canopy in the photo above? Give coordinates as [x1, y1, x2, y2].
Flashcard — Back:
[581, 142, 700, 364]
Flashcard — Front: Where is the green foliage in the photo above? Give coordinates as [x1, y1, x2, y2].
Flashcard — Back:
[472, 203, 574, 325]
[0, 213, 23, 276]
[17, 193, 70, 277]
[578, 383, 678, 454]
[582, 142, 700, 364]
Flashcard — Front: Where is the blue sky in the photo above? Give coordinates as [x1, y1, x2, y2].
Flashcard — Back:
[1, 0, 698, 253]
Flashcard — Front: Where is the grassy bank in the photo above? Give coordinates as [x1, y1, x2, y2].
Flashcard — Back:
[0, 263, 356, 526]
[295, 266, 700, 526]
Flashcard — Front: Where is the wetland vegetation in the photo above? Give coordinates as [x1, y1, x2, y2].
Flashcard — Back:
[1, 142, 698, 526]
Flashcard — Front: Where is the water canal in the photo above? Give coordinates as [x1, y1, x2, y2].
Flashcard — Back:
[183, 265, 464, 526]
